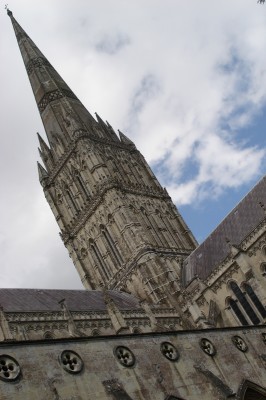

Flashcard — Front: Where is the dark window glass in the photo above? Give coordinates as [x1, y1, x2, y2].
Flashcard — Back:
[230, 282, 260, 325]
[90, 241, 110, 279]
[66, 189, 78, 213]
[243, 283, 266, 318]
[229, 298, 249, 326]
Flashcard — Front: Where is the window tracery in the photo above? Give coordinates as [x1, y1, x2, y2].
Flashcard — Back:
[114, 346, 135, 367]
[100, 225, 123, 267]
[231, 335, 248, 352]
[228, 298, 249, 326]
[229, 281, 260, 325]
[243, 283, 266, 319]
[0, 355, 21, 381]
[160, 342, 179, 361]
[60, 350, 83, 374]
[199, 338, 216, 356]
[89, 239, 110, 280]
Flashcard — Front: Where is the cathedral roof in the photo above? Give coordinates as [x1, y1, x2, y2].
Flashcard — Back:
[0, 289, 140, 312]
[183, 175, 266, 284]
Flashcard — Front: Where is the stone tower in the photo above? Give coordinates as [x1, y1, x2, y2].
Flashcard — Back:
[9, 10, 197, 306]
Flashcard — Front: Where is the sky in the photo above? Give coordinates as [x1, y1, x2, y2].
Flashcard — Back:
[0, 0, 266, 290]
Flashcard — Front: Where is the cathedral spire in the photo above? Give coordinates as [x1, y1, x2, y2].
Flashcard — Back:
[7, 10, 101, 152]
[9, 10, 197, 308]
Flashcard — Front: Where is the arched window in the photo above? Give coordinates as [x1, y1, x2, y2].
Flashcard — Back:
[243, 283, 266, 319]
[228, 298, 249, 326]
[76, 171, 90, 199]
[89, 239, 110, 280]
[237, 380, 266, 400]
[230, 282, 260, 325]
[156, 209, 177, 246]
[66, 187, 79, 213]
[140, 207, 164, 246]
[101, 226, 123, 267]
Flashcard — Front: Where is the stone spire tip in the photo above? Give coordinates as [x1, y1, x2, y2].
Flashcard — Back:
[5, 4, 13, 17]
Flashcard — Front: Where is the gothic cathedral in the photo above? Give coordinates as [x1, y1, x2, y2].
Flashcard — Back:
[1, 9, 266, 400]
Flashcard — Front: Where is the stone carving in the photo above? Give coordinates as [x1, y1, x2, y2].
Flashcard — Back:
[231, 335, 248, 352]
[199, 338, 216, 356]
[103, 379, 133, 400]
[114, 346, 135, 367]
[59, 350, 83, 374]
[208, 300, 220, 327]
[48, 379, 61, 400]
[194, 362, 235, 398]
[0, 354, 21, 381]
[26, 56, 53, 75]
[38, 89, 78, 113]
[160, 342, 179, 362]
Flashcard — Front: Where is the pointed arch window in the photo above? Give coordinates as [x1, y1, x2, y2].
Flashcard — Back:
[243, 283, 266, 319]
[89, 239, 110, 280]
[230, 282, 260, 325]
[101, 226, 123, 267]
[140, 207, 164, 246]
[156, 209, 177, 246]
[76, 171, 90, 200]
[65, 186, 79, 214]
[228, 298, 249, 326]
[237, 380, 266, 400]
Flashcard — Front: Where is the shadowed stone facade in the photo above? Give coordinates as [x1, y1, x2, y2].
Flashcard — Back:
[2, 8, 266, 399]
[1, 326, 266, 399]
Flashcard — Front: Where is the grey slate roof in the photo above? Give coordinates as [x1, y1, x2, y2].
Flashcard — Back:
[183, 175, 266, 284]
[0, 289, 140, 312]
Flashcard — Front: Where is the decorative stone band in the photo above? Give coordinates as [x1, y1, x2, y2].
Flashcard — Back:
[26, 56, 53, 75]
[38, 88, 78, 113]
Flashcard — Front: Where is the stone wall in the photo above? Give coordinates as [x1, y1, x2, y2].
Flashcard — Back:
[0, 325, 266, 399]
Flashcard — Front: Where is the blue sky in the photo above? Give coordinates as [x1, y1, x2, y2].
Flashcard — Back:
[0, 0, 265, 289]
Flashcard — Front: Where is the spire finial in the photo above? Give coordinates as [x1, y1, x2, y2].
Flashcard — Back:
[5, 4, 12, 17]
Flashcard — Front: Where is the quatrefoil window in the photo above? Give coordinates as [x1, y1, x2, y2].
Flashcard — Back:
[60, 350, 83, 374]
[160, 342, 179, 362]
[200, 338, 216, 356]
[232, 335, 248, 352]
[114, 346, 135, 367]
[0, 355, 21, 381]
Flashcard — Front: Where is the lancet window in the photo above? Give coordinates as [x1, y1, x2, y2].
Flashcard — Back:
[75, 170, 90, 200]
[156, 209, 178, 246]
[64, 185, 79, 214]
[229, 281, 260, 325]
[100, 225, 123, 267]
[243, 283, 266, 319]
[140, 207, 164, 246]
[89, 239, 110, 280]
[228, 298, 249, 326]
